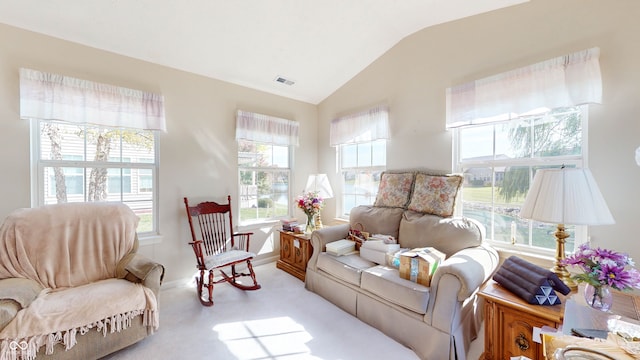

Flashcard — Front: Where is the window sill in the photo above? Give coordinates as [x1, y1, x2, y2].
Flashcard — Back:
[238, 219, 280, 232]
[139, 234, 163, 246]
[490, 243, 555, 269]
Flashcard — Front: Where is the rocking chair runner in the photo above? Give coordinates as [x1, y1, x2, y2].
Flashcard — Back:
[184, 195, 261, 306]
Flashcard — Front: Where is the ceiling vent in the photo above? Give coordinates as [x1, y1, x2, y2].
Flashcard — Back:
[274, 76, 295, 86]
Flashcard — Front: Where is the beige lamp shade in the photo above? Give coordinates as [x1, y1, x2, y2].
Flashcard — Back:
[305, 174, 334, 199]
[520, 168, 614, 226]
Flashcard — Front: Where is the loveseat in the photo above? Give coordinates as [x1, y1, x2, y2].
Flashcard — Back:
[0, 202, 164, 360]
[305, 170, 499, 360]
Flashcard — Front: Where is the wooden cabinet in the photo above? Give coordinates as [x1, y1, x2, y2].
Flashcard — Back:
[479, 280, 566, 360]
[276, 231, 312, 281]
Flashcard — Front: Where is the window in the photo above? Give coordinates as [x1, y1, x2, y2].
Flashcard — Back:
[330, 106, 389, 217]
[33, 120, 159, 234]
[339, 140, 386, 216]
[454, 107, 586, 253]
[20, 68, 165, 235]
[238, 140, 291, 223]
[447, 48, 602, 255]
[235, 110, 298, 224]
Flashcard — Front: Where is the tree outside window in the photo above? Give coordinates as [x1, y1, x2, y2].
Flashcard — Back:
[35, 120, 158, 234]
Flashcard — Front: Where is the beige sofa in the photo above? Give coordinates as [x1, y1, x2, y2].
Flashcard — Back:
[0, 202, 164, 360]
[305, 170, 499, 360]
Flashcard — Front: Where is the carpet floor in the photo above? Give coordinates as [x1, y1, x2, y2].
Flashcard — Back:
[101, 262, 483, 359]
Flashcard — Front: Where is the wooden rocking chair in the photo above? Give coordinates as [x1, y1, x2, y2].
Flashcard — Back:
[184, 195, 261, 306]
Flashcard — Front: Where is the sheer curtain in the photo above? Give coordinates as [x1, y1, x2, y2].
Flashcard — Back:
[235, 110, 299, 146]
[446, 47, 602, 128]
[329, 105, 389, 146]
[19, 68, 166, 131]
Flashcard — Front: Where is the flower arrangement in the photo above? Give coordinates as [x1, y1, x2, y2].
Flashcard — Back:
[562, 244, 640, 292]
[296, 191, 324, 216]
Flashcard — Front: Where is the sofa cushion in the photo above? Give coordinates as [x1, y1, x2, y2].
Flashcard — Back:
[361, 265, 430, 314]
[373, 172, 415, 208]
[407, 173, 462, 217]
[399, 211, 482, 257]
[350, 205, 404, 240]
[317, 253, 375, 286]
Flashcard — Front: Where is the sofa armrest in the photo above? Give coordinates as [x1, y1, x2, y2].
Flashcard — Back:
[426, 243, 498, 333]
[307, 224, 350, 271]
[119, 254, 165, 296]
[0, 278, 43, 308]
[431, 243, 499, 302]
[0, 278, 44, 331]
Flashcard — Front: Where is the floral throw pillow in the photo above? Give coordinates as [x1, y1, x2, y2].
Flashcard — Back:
[373, 172, 415, 208]
[407, 173, 463, 217]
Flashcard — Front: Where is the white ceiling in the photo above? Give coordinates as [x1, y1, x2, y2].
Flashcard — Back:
[0, 0, 527, 104]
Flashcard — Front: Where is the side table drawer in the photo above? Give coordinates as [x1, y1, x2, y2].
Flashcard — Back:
[501, 309, 554, 359]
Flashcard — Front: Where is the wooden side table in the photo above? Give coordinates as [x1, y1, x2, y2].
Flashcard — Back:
[479, 279, 640, 360]
[478, 279, 567, 360]
[276, 231, 312, 281]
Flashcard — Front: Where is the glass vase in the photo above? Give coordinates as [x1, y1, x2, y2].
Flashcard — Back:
[583, 283, 613, 312]
[305, 213, 316, 234]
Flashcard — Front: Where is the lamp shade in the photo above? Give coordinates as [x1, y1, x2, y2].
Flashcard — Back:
[305, 174, 334, 199]
[520, 168, 614, 225]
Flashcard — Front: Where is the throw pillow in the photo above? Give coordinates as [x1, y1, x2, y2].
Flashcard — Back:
[373, 172, 415, 208]
[407, 173, 462, 217]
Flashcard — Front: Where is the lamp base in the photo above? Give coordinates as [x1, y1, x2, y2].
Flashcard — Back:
[315, 212, 324, 229]
[551, 223, 577, 291]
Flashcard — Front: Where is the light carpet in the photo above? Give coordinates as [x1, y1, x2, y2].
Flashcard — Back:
[101, 262, 483, 359]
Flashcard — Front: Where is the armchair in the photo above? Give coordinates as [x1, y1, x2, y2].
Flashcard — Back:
[0, 202, 164, 360]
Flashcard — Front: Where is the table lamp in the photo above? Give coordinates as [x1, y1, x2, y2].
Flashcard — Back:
[519, 167, 614, 289]
[305, 174, 333, 228]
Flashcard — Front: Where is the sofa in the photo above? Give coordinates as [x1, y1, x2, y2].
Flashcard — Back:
[0, 202, 164, 360]
[305, 170, 500, 360]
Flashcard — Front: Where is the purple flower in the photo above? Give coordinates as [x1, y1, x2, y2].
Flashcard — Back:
[562, 244, 640, 292]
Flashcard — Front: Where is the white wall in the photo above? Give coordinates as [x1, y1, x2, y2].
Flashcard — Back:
[2, 0, 640, 283]
[0, 23, 318, 284]
[318, 0, 640, 264]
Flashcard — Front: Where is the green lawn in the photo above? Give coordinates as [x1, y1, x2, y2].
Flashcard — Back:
[240, 203, 289, 222]
[462, 186, 526, 205]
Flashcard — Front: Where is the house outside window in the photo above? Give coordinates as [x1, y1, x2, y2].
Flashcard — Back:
[235, 110, 298, 224]
[20, 68, 165, 236]
[454, 107, 586, 253]
[446, 47, 602, 255]
[339, 140, 385, 216]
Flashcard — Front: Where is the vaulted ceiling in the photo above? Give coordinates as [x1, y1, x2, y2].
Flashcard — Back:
[0, 0, 528, 104]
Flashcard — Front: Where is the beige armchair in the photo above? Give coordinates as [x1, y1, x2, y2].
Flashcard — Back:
[0, 202, 164, 360]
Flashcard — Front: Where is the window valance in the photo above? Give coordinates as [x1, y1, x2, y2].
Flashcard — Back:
[19, 68, 166, 131]
[330, 105, 389, 146]
[446, 47, 602, 128]
[235, 110, 299, 146]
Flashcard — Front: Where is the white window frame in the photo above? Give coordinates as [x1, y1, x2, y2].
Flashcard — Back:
[337, 139, 386, 219]
[30, 119, 161, 237]
[453, 106, 589, 257]
[237, 140, 293, 225]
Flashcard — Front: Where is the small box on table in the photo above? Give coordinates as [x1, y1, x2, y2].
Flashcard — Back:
[399, 247, 446, 286]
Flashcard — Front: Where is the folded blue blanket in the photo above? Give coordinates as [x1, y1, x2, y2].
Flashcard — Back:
[493, 256, 569, 305]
